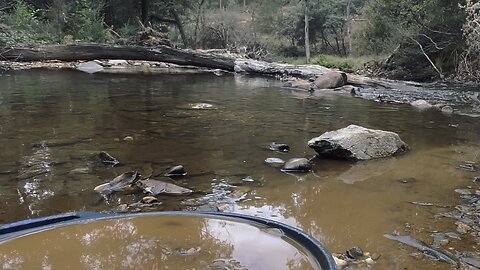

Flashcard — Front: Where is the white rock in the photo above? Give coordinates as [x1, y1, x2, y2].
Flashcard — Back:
[77, 61, 104, 74]
[308, 125, 409, 160]
[333, 256, 348, 269]
[108, 59, 128, 66]
[410, 99, 432, 110]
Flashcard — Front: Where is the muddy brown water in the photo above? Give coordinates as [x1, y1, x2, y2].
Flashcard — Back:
[0, 70, 479, 269]
[0, 215, 318, 270]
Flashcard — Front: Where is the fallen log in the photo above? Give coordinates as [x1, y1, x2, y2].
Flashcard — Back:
[0, 44, 236, 71]
[234, 59, 402, 89]
[0, 44, 408, 89]
[234, 59, 331, 78]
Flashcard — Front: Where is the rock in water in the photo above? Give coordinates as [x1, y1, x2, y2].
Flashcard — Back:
[384, 233, 459, 266]
[308, 125, 409, 160]
[265, 157, 285, 167]
[94, 171, 140, 194]
[138, 179, 192, 195]
[282, 158, 312, 172]
[410, 100, 432, 110]
[77, 61, 104, 74]
[269, 142, 291, 152]
[98, 151, 120, 166]
[165, 165, 187, 177]
[313, 71, 346, 89]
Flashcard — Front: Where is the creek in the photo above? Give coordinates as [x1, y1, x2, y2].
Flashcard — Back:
[0, 70, 479, 269]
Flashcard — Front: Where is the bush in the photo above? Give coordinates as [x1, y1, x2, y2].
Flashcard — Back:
[312, 54, 354, 72]
[64, 0, 108, 42]
[0, 1, 55, 45]
[277, 46, 304, 57]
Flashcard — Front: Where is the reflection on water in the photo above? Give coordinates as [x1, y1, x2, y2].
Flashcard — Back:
[0, 216, 316, 270]
[0, 70, 479, 269]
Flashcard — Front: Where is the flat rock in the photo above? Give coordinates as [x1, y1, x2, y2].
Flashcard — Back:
[138, 179, 192, 195]
[94, 171, 140, 194]
[265, 157, 285, 167]
[77, 61, 104, 74]
[308, 125, 409, 160]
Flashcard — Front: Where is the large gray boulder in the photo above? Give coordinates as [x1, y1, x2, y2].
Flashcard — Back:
[313, 71, 346, 89]
[308, 125, 409, 160]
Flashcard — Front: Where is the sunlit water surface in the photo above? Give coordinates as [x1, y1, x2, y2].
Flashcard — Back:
[0, 70, 479, 269]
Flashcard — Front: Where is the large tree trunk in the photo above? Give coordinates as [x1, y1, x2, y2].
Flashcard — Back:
[304, 0, 311, 64]
[171, 9, 188, 48]
[0, 44, 236, 71]
[141, 0, 149, 24]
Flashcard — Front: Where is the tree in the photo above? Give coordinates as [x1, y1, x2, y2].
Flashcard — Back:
[304, 0, 311, 63]
[360, 0, 466, 80]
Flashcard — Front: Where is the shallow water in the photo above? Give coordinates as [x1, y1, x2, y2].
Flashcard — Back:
[0, 70, 479, 269]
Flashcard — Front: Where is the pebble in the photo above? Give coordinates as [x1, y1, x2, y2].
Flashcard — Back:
[346, 246, 364, 259]
[371, 253, 381, 260]
[456, 221, 472, 234]
[333, 256, 348, 269]
[455, 189, 472, 195]
[441, 105, 454, 114]
[123, 136, 134, 142]
[141, 196, 160, 204]
[165, 165, 187, 177]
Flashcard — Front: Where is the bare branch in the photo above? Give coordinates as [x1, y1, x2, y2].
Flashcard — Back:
[419, 34, 444, 50]
[410, 37, 444, 80]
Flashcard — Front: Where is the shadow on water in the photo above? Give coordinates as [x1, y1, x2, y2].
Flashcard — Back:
[0, 70, 479, 269]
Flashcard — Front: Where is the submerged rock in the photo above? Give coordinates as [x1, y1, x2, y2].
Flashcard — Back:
[313, 71, 346, 89]
[308, 125, 409, 160]
[165, 165, 187, 177]
[288, 79, 313, 90]
[281, 158, 312, 172]
[441, 105, 454, 114]
[94, 171, 140, 194]
[384, 233, 459, 266]
[177, 103, 215, 110]
[269, 142, 291, 152]
[457, 162, 478, 172]
[98, 151, 120, 166]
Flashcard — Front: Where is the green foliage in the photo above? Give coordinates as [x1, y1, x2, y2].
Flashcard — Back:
[312, 54, 354, 72]
[8, 0, 38, 29]
[359, 0, 467, 79]
[65, 0, 108, 42]
[0, 1, 55, 45]
[277, 46, 304, 57]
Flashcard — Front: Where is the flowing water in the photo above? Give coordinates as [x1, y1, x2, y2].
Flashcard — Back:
[0, 70, 479, 269]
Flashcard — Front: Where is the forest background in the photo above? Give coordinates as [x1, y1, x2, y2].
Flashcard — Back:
[1, 0, 479, 81]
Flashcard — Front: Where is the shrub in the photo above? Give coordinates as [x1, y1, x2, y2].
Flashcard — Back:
[312, 54, 354, 72]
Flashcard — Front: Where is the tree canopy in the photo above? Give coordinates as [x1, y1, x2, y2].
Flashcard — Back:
[0, 0, 478, 81]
